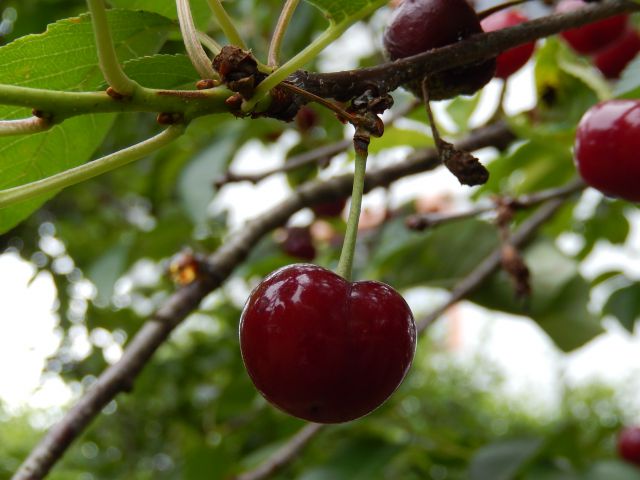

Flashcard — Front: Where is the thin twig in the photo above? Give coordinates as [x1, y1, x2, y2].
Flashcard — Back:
[406, 178, 586, 231]
[416, 196, 576, 332]
[216, 100, 420, 187]
[12, 121, 514, 480]
[487, 79, 508, 125]
[268, 0, 301, 67]
[235, 423, 324, 480]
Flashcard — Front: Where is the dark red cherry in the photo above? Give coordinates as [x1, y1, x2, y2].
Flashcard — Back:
[618, 426, 640, 466]
[593, 28, 640, 79]
[574, 99, 640, 202]
[481, 10, 535, 79]
[281, 227, 316, 261]
[556, 0, 628, 54]
[312, 198, 347, 218]
[383, 0, 496, 100]
[239, 264, 416, 423]
[295, 106, 319, 133]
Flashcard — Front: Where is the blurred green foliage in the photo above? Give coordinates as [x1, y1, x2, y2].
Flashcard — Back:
[1, 1, 640, 479]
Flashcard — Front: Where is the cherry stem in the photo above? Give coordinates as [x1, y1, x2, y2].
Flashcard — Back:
[268, 0, 301, 67]
[421, 78, 445, 152]
[280, 82, 360, 124]
[336, 131, 369, 281]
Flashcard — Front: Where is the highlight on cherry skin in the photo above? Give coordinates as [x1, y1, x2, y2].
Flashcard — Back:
[574, 99, 640, 203]
[239, 264, 417, 423]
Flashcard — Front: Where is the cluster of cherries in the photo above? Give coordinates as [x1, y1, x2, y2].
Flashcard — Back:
[239, 0, 640, 430]
[557, 0, 639, 79]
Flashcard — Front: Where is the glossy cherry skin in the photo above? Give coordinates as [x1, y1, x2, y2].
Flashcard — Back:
[383, 0, 495, 100]
[618, 426, 640, 466]
[594, 28, 640, 79]
[281, 227, 316, 261]
[239, 264, 417, 423]
[312, 198, 347, 218]
[574, 100, 640, 202]
[481, 10, 535, 79]
[556, 0, 628, 54]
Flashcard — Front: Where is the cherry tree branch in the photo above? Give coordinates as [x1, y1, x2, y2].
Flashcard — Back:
[12, 121, 513, 480]
[416, 195, 580, 332]
[236, 423, 324, 480]
[406, 178, 586, 231]
[215, 100, 420, 187]
[292, 0, 639, 100]
[0, 1, 634, 130]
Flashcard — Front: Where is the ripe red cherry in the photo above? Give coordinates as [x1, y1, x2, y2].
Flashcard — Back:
[312, 198, 347, 218]
[239, 264, 416, 423]
[480, 10, 535, 79]
[574, 99, 640, 202]
[618, 426, 640, 466]
[594, 28, 640, 79]
[281, 227, 316, 261]
[556, 0, 628, 54]
[383, 0, 495, 100]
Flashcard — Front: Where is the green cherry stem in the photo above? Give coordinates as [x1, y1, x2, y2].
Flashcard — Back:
[86, 0, 138, 96]
[206, 0, 247, 50]
[268, 0, 301, 67]
[176, 0, 219, 80]
[336, 130, 370, 281]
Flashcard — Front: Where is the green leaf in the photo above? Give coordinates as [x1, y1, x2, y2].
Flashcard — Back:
[578, 199, 630, 258]
[303, 0, 386, 24]
[534, 39, 600, 128]
[604, 282, 640, 333]
[478, 139, 575, 198]
[447, 93, 481, 131]
[178, 120, 243, 225]
[87, 238, 133, 304]
[367, 218, 499, 290]
[368, 126, 433, 154]
[0, 10, 173, 233]
[469, 437, 544, 480]
[584, 460, 640, 480]
[473, 240, 603, 351]
[108, 0, 211, 29]
[614, 55, 640, 99]
[122, 54, 199, 90]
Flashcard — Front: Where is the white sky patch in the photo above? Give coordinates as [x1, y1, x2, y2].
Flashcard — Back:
[0, 253, 71, 412]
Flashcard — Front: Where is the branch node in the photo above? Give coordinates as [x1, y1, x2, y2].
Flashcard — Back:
[196, 79, 219, 90]
[157, 112, 185, 125]
[106, 86, 128, 100]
